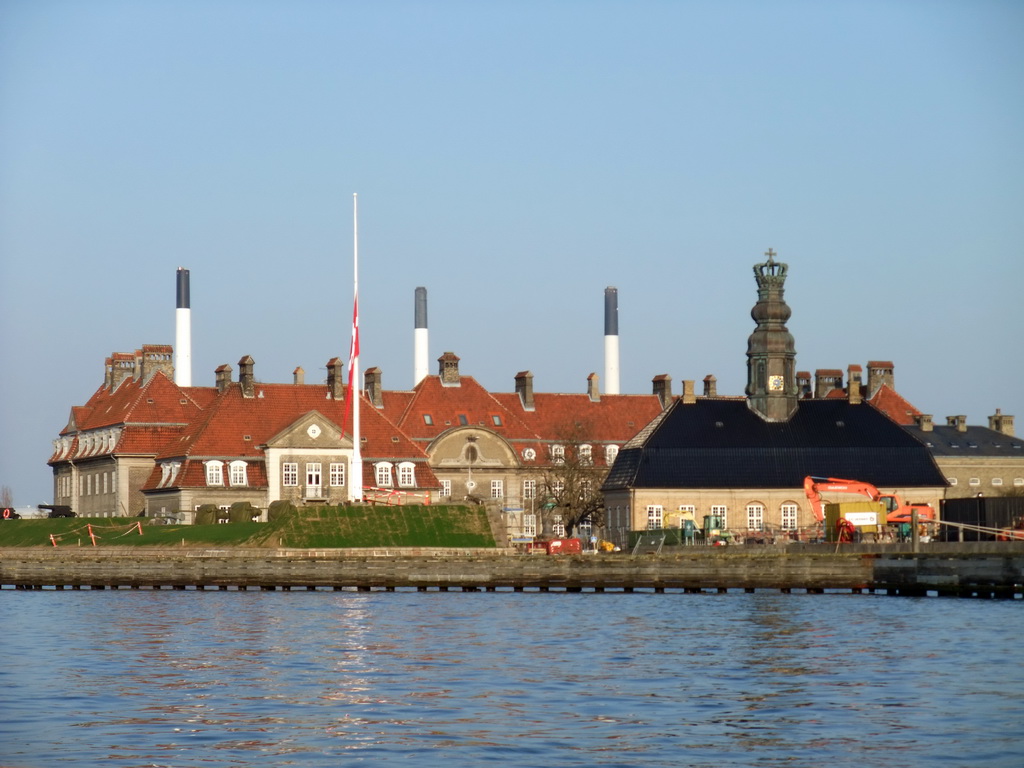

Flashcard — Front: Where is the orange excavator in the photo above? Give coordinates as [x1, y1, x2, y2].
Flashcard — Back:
[803, 476, 936, 525]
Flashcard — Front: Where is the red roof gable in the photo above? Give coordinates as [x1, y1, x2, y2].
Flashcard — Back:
[868, 383, 922, 425]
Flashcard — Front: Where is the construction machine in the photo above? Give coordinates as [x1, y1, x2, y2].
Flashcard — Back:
[803, 476, 936, 525]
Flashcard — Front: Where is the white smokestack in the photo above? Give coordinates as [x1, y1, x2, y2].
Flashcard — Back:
[604, 286, 620, 395]
[414, 286, 429, 386]
[174, 267, 192, 387]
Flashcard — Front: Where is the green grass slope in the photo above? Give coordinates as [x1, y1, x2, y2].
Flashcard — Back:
[0, 505, 496, 549]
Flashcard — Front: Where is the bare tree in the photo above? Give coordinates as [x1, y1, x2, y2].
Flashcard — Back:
[0, 485, 13, 509]
[537, 420, 607, 538]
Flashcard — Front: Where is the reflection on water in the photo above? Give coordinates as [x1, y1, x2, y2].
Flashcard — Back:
[1, 591, 1022, 767]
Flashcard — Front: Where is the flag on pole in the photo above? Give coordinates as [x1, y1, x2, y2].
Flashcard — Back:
[343, 294, 359, 437]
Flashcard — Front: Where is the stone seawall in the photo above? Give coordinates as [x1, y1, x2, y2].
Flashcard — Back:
[2, 545, 1022, 597]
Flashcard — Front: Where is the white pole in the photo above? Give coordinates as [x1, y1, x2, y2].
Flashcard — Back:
[350, 193, 363, 502]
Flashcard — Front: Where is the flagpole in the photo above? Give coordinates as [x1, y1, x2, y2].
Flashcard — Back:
[349, 193, 363, 502]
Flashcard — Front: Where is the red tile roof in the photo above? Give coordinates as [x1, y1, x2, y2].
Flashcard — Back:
[868, 383, 922, 425]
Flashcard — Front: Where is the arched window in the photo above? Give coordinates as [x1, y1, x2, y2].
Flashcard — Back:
[375, 462, 394, 487]
[746, 503, 764, 531]
[205, 461, 224, 486]
[229, 461, 248, 487]
[397, 462, 416, 488]
[780, 503, 798, 531]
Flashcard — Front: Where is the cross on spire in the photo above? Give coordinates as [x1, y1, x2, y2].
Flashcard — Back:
[764, 247, 776, 262]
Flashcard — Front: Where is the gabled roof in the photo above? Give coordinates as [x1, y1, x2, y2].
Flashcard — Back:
[868, 384, 921, 425]
[492, 391, 664, 446]
[903, 425, 1024, 457]
[387, 375, 537, 442]
[604, 398, 947, 491]
[158, 383, 428, 463]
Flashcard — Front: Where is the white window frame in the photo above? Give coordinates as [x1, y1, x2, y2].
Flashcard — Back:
[947, 477, 958, 486]
[711, 505, 728, 529]
[283, 462, 298, 487]
[969, 477, 980, 487]
[205, 461, 224, 486]
[1015, 478, 1024, 487]
[523, 513, 537, 537]
[375, 462, 393, 487]
[229, 460, 247, 487]
[781, 503, 798, 531]
[397, 462, 416, 488]
[551, 445, 565, 464]
[441, 479, 452, 497]
[491, 479, 504, 499]
[551, 514, 566, 537]
[646, 505, 663, 530]
[746, 504, 764, 532]
[523, 478, 536, 500]
[992, 478, 1004, 486]
[330, 463, 346, 487]
[523, 448, 536, 462]
[605, 445, 619, 465]
[579, 444, 592, 465]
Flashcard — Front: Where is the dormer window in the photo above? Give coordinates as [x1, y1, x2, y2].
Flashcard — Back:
[551, 445, 565, 464]
[205, 461, 224, 486]
[605, 445, 619, 465]
[229, 460, 248, 487]
[398, 462, 416, 488]
[375, 462, 394, 487]
[579, 444, 592, 465]
[523, 448, 536, 462]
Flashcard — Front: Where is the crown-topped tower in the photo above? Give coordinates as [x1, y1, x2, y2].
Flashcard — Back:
[746, 248, 798, 422]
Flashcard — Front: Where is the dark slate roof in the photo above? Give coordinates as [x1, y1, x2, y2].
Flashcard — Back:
[604, 398, 947, 491]
[903, 425, 1024, 457]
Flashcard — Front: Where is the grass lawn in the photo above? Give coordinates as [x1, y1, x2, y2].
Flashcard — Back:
[0, 505, 497, 549]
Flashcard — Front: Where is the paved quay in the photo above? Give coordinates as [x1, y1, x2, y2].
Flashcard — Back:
[2, 543, 1022, 598]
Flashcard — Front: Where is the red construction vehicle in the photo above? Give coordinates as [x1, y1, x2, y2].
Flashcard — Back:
[803, 476, 936, 525]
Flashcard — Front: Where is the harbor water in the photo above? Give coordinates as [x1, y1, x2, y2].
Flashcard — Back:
[1, 590, 1021, 767]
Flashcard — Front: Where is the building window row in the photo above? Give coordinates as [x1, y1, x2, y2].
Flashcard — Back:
[205, 460, 248, 487]
[373, 462, 417, 488]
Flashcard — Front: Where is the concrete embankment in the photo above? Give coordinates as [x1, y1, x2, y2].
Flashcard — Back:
[2, 543, 1022, 597]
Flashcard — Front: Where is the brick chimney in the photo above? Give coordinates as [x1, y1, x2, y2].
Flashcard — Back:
[652, 374, 672, 410]
[293, 366, 305, 386]
[914, 414, 933, 432]
[438, 351, 460, 386]
[867, 361, 894, 398]
[138, 345, 175, 384]
[848, 376, 862, 405]
[796, 371, 812, 398]
[946, 415, 967, 432]
[587, 373, 600, 402]
[326, 357, 344, 400]
[515, 371, 534, 411]
[365, 366, 384, 408]
[814, 369, 843, 399]
[238, 355, 255, 398]
[989, 409, 1015, 437]
[703, 375, 717, 397]
[215, 364, 233, 394]
[681, 379, 696, 405]
[107, 352, 136, 390]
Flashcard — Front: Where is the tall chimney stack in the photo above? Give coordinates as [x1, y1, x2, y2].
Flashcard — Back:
[604, 287, 620, 395]
[174, 268, 192, 387]
[414, 287, 429, 386]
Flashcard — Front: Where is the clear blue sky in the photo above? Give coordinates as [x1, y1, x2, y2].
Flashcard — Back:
[1, 0, 1021, 507]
